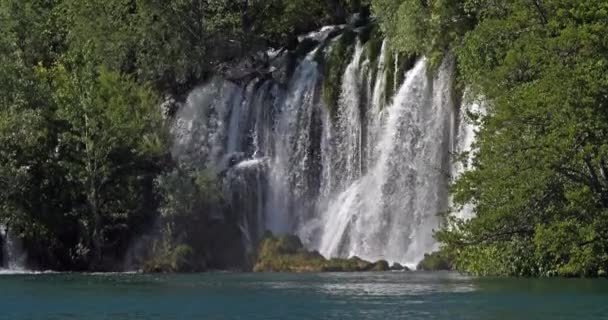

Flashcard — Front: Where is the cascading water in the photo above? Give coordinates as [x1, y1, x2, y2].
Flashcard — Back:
[451, 97, 486, 220]
[313, 57, 454, 267]
[171, 25, 477, 266]
[0, 225, 25, 271]
[0, 225, 5, 268]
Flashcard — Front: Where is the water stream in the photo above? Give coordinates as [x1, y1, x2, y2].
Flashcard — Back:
[171, 28, 480, 266]
[0, 225, 25, 271]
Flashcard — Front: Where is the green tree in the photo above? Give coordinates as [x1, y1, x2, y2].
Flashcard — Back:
[1, 0, 65, 67]
[0, 4, 62, 248]
[145, 167, 223, 272]
[38, 49, 168, 268]
[133, 0, 243, 89]
[59, 0, 136, 73]
[371, 0, 474, 67]
[435, 0, 608, 277]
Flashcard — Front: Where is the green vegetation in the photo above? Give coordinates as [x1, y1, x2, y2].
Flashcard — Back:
[4, 0, 607, 278]
[0, 0, 356, 271]
[0, 0, 169, 269]
[383, 49, 415, 105]
[254, 233, 390, 272]
[145, 168, 224, 272]
[371, 0, 474, 69]
[416, 251, 452, 271]
[320, 30, 357, 117]
[143, 244, 197, 273]
[360, 24, 384, 82]
[372, 0, 608, 277]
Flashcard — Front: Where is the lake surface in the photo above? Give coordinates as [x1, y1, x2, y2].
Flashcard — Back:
[0, 271, 607, 319]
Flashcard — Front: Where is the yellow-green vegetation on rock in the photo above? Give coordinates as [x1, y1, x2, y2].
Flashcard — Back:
[253, 233, 390, 272]
[359, 24, 383, 64]
[320, 30, 357, 118]
[359, 24, 384, 88]
[143, 245, 202, 273]
[253, 234, 327, 272]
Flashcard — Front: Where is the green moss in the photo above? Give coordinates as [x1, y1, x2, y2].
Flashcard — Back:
[384, 51, 396, 104]
[371, 260, 390, 271]
[253, 233, 389, 273]
[253, 233, 327, 272]
[383, 46, 417, 105]
[320, 29, 357, 119]
[143, 244, 202, 273]
[427, 50, 446, 74]
[361, 24, 384, 85]
[451, 63, 466, 115]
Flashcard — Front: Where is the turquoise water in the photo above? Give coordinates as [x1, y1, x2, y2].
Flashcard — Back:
[1, 271, 607, 319]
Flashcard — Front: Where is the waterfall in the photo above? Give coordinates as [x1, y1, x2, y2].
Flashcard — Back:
[223, 158, 269, 255]
[0, 225, 26, 271]
[172, 26, 475, 266]
[0, 225, 5, 268]
[314, 57, 454, 266]
[451, 97, 486, 220]
[265, 50, 322, 234]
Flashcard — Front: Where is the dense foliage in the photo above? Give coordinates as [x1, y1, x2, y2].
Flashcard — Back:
[373, 0, 608, 277]
[0, 0, 357, 271]
[4, 0, 606, 277]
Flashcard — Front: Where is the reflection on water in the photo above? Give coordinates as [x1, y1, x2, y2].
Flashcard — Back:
[262, 272, 477, 296]
[0, 271, 607, 320]
[320, 281, 475, 296]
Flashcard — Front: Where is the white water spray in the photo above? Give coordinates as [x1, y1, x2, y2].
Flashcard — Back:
[1, 225, 26, 271]
[172, 28, 476, 266]
[314, 58, 454, 266]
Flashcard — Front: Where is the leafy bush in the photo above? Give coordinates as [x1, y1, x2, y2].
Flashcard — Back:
[417, 251, 453, 271]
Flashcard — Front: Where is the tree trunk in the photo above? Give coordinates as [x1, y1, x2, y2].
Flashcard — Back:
[89, 183, 103, 270]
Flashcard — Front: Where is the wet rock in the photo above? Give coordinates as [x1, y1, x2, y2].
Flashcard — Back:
[218, 51, 270, 82]
[370, 260, 390, 271]
[143, 244, 205, 273]
[253, 233, 395, 273]
[416, 251, 453, 271]
[160, 95, 181, 119]
[390, 262, 409, 271]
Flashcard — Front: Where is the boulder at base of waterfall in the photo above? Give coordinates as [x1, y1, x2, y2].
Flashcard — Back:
[390, 262, 409, 271]
[416, 250, 453, 271]
[253, 233, 389, 273]
[370, 260, 390, 271]
[143, 245, 206, 273]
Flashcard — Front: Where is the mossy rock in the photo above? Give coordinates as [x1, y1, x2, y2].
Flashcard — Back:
[253, 233, 390, 273]
[383, 49, 418, 105]
[323, 256, 371, 272]
[143, 244, 204, 273]
[320, 29, 357, 118]
[390, 262, 409, 271]
[360, 23, 383, 63]
[416, 251, 453, 271]
[370, 260, 390, 271]
[359, 25, 384, 86]
[254, 233, 325, 272]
